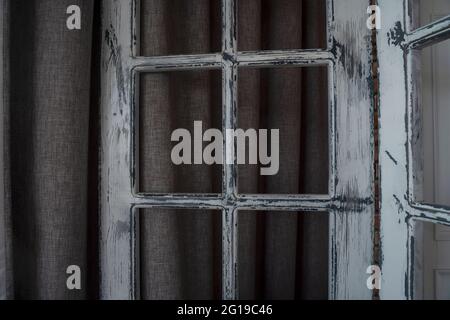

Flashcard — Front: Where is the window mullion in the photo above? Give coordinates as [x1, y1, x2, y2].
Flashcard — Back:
[100, 0, 136, 299]
[221, 0, 238, 300]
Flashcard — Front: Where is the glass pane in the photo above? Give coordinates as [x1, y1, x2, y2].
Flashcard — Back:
[238, 0, 327, 51]
[237, 66, 329, 195]
[140, 0, 221, 56]
[237, 210, 329, 299]
[139, 209, 222, 299]
[409, 0, 450, 31]
[411, 39, 450, 206]
[137, 69, 222, 194]
[414, 220, 450, 300]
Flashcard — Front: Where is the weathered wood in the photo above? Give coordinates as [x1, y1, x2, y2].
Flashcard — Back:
[237, 49, 333, 66]
[378, 0, 450, 300]
[221, 0, 239, 300]
[131, 54, 222, 72]
[100, 0, 136, 299]
[378, 0, 413, 300]
[329, 0, 374, 300]
[100, 0, 375, 300]
[408, 14, 450, 49]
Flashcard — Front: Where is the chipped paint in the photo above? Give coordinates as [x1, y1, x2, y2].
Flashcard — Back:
[387, 21, 406, 48]
[408, 15, 450, 49]
[385, 151, 398, 165]
[105, 25, 127, 106]
[100, 0, 375, 300]
[378, 0, 450, 300]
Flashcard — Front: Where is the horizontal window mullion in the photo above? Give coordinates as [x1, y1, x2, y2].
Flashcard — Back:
[132, 193, 334, 211]
[408, 15, 450, 49]
[132, 194, 224, 209]
[237, 49, 333, 67]
[130, 53, 222, 72]
[410, 203, 450, 224]
[130, 50, 334, 71]
[236, 194, 331, 211]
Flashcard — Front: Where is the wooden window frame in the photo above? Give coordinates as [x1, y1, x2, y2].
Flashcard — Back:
[377, 0, 450, 300]
[99, 0, 374, 300]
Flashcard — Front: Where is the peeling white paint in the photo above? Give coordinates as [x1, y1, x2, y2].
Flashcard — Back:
[100, 0, 375, 300]
[378, 0, 450, 300]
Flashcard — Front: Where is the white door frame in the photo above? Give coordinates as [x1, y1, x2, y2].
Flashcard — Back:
[377, 0, 450, 300]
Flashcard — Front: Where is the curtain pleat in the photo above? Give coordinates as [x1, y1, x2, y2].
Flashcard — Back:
[296, 0, 329, 300]
[9, 0, 94, 299]
[139, 0, 222, 300]
[0, 0, 13, 300]
[262, 0, 303, 298]
[237, 0, 262, 300]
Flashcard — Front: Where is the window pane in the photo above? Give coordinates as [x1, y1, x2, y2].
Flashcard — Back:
[237, 66, 329, 195]
[238, 0, 327, 51]
[409, 0, 450, 31]
[137, 69, 222, 194]
[139, 209, 222, 299]
[411, 39, 450, 207]
[414, 220, 450, 300]
[140, 0, 221, 56]
[238, 210, 329, 299]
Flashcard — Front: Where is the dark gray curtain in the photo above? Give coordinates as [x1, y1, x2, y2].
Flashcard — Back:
[0, 0, 11, 300]
[8, 0, 95, 299]
[1, 0, 328, 299]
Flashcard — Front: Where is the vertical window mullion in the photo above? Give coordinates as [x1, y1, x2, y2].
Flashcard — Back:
[328, 0, 374, 299]
[221, 0, 238, 300]
[100, 0, 136, 299]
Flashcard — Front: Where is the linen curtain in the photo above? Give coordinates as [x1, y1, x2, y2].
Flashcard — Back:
[0, 0, 328, 299]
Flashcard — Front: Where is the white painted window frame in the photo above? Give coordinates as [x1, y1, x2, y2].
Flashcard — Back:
[99, 0, 374, 300]
[377, 0, 450, 300]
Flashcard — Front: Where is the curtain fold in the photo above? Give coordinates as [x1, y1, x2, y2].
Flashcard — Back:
[1, 0, 328, 300]
[262, 0, 304, 298]
[0, 0, 12, 300]
[139, 0, 222, 299]
[297, 0, 329, 299]
[8, 0, 94, 299]
[237, 0, 262, 300]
